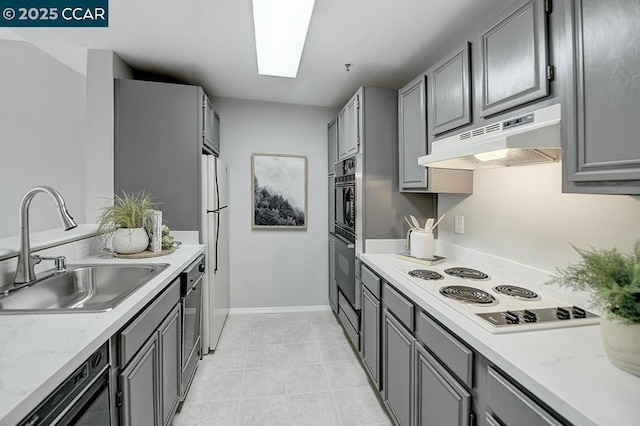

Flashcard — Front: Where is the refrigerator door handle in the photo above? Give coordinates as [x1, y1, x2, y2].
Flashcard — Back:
[215, 211, 220, 273]
[215, 158, 220, 211]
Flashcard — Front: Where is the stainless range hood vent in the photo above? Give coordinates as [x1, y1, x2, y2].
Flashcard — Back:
[419, 104, 561, 170]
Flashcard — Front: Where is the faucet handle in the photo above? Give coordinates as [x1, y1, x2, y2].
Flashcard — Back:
[34, 255, 67, 272]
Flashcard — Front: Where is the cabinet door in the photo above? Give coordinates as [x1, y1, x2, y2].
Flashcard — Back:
[431, 42, 471, 135]
[564, 0, 640, 193]
[480, 0, 549, 117]
[398, 75, 428, 190]
[119, 335, 160, 426]
[361, 285, 380, 388]
[415, 343, 471, 426]
[159, 305, 181, 425]
[328, 175, 335, 234]
[338, 93, 359, 160]
[328, 237, 337, 313]
[328, 117, 338, 174]
[383, 309, 414, 426]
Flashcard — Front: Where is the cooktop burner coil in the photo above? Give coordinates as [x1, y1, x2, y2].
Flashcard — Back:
[408, 269, 444, 280]
[439, 286, 498, 305]
[492, 285, 540, 300]
[444, 267, 489, 280]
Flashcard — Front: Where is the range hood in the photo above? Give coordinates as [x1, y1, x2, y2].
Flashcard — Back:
[418, 104, 561, 170]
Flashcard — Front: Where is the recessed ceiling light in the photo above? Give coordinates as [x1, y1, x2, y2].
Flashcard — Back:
[252, 0, 316, 78]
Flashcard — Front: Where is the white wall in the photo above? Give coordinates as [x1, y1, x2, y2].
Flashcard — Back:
[212, 97, 337, 309]
[85, 50, 134, 224]
[438, 162, 640, 271]
[0, 40, 87, 238]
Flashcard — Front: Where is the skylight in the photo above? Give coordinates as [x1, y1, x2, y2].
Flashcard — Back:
[252, 0, 316, 78]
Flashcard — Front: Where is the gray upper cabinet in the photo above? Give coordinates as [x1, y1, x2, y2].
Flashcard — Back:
[563, 0, 640, 194]
[328, 117, 338, 174]
[398, 75, 428, 190]
[338, 92, 359, 160]
[480, 0, 550, 117]
[415, 343, 472, 426]
[430, 42, 472, 135]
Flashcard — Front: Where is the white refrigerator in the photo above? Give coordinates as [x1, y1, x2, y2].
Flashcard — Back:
[201, 154, 229, 351]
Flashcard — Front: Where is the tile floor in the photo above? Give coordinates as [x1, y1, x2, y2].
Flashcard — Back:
[172, 310, 393, 426]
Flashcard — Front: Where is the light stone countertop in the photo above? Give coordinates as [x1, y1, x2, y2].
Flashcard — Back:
[361, 253, 640, 426]
[0, 244, 205, 426]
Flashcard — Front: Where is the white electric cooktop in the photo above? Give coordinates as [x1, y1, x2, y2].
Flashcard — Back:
[392, 261, 599, 333]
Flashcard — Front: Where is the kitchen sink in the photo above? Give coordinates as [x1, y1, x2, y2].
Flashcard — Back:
[0, 264, 169, 314]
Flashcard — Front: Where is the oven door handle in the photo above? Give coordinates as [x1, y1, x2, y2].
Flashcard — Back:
[335, 233, 355, 249]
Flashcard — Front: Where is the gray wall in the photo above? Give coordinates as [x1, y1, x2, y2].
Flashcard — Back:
[212, 97, 337, 309]
[0, 40, 87, 238]
[438, 162, 640, 271]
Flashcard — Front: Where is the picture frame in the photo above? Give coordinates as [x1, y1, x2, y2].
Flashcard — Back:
[251, 153, 308, 229]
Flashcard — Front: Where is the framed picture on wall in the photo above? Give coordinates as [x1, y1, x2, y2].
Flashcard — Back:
[252, 153, 308, 229]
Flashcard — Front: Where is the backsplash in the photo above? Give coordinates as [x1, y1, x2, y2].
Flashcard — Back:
[437, 162, 640, 275]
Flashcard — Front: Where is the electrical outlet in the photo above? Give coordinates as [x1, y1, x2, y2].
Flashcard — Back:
[454, 215, 464, 234]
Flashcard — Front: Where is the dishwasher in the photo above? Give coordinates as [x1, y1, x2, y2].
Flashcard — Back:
[18, 343, 111, 426]
[180, 255, 204, 401]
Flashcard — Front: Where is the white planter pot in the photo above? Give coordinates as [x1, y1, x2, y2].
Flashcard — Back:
[601, 315, 640, 376]
[112, 228, 149, 254]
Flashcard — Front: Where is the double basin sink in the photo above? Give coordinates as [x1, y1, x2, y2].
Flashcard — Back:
[0, 263, 169, 314]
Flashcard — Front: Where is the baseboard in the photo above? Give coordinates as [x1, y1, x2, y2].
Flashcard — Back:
[228, 305, 331, 315]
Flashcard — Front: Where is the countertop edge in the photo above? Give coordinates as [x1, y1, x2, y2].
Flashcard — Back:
[360, 253, 631, 426]
[0, 244, 205, 425]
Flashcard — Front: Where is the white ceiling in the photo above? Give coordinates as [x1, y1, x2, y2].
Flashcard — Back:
[8, 0, 515, 108]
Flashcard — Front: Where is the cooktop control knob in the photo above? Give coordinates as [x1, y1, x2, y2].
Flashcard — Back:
[505, 311, 520, 324]
[523, 310, 537, 323]
[556, 307, 571, 320]
[572, 306, 586, 318]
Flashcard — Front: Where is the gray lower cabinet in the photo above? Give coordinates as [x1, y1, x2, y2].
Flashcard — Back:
[328, 236, 337, 313]
[119, 335, 160, 426]
[159, 305, 181, 425]
[361, 285, 380, 388]
[486, 367, 563, 426]
[430, 42, 472, 135]
[118, 278, 182, 426]
[414, 343, 471, 426]
[480, 0, 550, 117]
[563, 0, 640, 194]
[382, 309, 414, 426]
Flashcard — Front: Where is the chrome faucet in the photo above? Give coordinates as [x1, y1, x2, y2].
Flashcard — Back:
[13, 186, 77, 285]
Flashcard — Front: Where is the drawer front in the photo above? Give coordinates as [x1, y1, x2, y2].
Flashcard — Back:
[338, 307, 360, 350]
[383, 283, 414, 330]
[361, 264, 381, 298]
[339, 291, 360, 331]
[416, 311, 473, 387]
[487, 367, 563, 426]
[120, 278, 180, 367]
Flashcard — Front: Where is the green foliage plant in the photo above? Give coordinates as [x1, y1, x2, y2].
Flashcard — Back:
[97, 191, 158, 236]
[549, 242, 640, 324]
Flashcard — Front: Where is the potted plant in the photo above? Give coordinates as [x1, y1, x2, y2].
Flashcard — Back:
[97, 191, 158, 254]
[549, 242, 640, 376]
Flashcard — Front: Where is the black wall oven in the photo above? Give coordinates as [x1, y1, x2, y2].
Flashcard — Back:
[334, 156, 359, 310]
